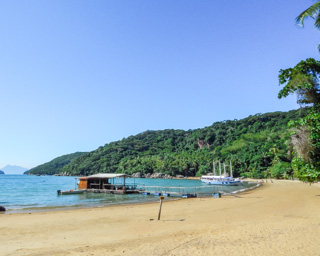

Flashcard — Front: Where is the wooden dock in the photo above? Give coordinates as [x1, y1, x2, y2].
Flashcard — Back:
[137, 185, 221, 198]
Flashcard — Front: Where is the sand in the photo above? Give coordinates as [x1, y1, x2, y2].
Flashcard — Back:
[1, 179, 320, 256]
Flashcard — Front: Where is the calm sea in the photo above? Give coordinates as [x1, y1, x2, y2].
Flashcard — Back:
[0, 175, 256, 213]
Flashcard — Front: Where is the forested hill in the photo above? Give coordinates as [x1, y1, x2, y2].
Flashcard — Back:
[56, 108, 306, 179]
[0, 170, 4, 175]
[26, 152, 87, 175]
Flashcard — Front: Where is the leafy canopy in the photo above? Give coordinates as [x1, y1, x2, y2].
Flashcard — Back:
[278, 58, 320, 182]
[59, 109, 305, 179]
[278, 58, 320, 105]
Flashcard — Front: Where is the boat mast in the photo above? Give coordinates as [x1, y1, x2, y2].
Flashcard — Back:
[230, 160, 233, 178]
[219, 160, 221, 176]
[223, 163, 226, 177]
[213, 160, 216, 176]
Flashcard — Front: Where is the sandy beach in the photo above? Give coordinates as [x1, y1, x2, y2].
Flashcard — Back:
[1, 179, 320, 256]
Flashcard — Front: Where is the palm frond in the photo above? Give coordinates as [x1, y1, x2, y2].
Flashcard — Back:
[315, 14, 320, 29]
[296, 1, 320, 26]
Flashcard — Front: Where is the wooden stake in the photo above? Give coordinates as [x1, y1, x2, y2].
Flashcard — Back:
[158, 196, 164, 220]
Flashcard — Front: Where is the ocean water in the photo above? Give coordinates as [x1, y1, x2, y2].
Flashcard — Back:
[0, 175, 257, 213]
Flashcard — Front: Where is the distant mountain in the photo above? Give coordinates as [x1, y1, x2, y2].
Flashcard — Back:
[1, 165, 28, 175]
[0, 170, 4, 175]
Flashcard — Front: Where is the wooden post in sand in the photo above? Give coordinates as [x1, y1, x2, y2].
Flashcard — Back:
[158, 196, 165, 220]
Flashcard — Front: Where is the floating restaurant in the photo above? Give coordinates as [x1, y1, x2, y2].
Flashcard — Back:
[77, 173, 138, 194]
[58, 173, 139, 195]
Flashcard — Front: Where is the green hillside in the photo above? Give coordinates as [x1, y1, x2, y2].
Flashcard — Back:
[60, 108, 307, 178]
[26, 152, 87, 175]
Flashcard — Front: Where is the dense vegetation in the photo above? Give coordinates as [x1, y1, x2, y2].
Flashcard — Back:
[36, 108, 306, 179]
[0, 170, 4, 175]
[268, 3, 320, 182]
[26, 152, 87, 175]
[278, 58, 320, 182]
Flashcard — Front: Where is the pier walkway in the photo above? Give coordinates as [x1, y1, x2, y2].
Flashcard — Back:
[136, 184, 243, 197]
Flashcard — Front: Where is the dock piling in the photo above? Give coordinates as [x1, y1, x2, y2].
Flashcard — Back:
[157, 196, 164, 220]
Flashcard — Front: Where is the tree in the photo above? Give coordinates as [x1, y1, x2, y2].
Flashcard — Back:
[278, 58, 320, 182]
[296, 1, 320, 51]
[278, 58, 320, 105]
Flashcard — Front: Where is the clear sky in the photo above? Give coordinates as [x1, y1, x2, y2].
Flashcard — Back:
[0, 0, 319, 169]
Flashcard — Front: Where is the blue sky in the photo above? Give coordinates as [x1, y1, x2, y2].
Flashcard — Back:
[0, 0, 319, 169]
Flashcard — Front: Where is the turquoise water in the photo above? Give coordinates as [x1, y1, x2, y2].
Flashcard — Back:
[0, 175, 256, 213]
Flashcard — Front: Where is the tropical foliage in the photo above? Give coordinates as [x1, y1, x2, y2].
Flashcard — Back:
[296, 0, 320, 50]
[278, 58, 320, 182]
[25, 109, 307, 179]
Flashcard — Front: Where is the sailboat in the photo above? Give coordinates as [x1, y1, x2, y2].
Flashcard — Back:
[200, 160, 241, 186]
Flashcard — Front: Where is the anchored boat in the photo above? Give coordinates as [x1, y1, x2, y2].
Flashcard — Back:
[201, 160, 241, 186]
[200, 175, 241, 186]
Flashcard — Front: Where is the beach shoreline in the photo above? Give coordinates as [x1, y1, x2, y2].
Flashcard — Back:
[1, 177, 257, 214]
[1, 179, 320, 256]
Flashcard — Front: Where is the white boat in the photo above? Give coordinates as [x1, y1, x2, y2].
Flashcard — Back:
[201, 160, 241, 186]
[201, 175, 241, 186]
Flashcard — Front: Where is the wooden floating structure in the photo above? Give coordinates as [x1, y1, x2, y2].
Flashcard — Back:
[57, 189, 85, 195]
[139, 185, 201, 198]
[139, 185, 191, 197]
[181, 194, 197, 198]
[76, 173, 139, 194]
[137, 184, 239, 198]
